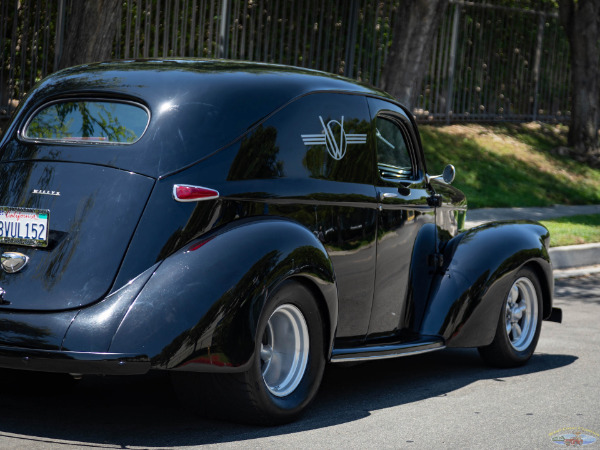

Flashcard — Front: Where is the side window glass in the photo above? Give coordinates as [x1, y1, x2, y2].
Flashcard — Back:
[375, 116, 413, 181]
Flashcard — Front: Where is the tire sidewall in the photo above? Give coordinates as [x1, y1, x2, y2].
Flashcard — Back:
[496, 267, 543, 362]
[248, 280, 325, 422]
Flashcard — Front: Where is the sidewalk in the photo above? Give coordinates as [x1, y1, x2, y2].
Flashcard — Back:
[464, 204, 600, 278]
[464, 204, 600, 228]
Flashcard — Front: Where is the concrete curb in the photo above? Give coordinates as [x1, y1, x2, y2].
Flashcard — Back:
[549, 242, 600, 271]
[553, 265, 600, 279]
[465, 204, 600, 227]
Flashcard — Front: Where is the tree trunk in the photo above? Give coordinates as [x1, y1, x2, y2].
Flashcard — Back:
[57, 0, 122, 70]
[380, 0, 449, 110]
[559, 0, 600, 158]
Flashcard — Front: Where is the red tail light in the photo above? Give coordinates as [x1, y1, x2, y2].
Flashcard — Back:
[187, 236, 215, 252]
[173, 184, 220, 202]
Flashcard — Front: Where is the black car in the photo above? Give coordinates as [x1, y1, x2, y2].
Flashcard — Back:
[0, 59, 560, 424]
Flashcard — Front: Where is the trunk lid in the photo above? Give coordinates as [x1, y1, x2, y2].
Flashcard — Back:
[0, 161, 154, 311]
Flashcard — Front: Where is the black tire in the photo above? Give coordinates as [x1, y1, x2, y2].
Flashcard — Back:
[172, 280, 326, 425]
[478, 267, 543, 368]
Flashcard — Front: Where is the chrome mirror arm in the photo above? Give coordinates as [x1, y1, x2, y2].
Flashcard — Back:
[426, 164, 456, 185]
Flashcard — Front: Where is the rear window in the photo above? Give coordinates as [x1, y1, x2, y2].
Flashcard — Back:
[23, 100, 149, 144]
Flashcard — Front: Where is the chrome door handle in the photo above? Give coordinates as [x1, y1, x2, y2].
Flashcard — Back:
[377, 192, 399, 201]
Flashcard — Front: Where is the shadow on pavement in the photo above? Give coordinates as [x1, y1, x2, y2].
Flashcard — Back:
[555, 274, 600, 305]
[0, 348, 577, 448]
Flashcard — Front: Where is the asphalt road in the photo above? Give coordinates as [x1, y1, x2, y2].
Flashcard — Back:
[0, 274, 598, 449]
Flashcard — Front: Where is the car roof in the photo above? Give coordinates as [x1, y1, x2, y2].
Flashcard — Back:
[9, 59, 402, 177]
[29, 58, 395, 106]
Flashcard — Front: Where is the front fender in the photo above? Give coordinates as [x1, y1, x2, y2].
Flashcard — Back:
[108, 217, 337, 372]
[420, 221, 552, 347]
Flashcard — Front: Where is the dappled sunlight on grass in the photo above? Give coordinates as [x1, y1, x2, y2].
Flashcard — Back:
[541, 214, 600, 246]
[420, 123, 600, 209]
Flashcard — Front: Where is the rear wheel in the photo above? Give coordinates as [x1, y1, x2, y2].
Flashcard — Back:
[260, 303, 310, 397]
[172, 280, 326, 425]
[478, 267, 543, 368]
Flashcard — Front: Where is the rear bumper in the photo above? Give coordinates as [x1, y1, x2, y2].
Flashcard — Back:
[0, 345, 151, 375]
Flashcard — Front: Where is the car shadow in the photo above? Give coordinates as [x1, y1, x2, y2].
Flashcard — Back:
[0, 348, 576, 447]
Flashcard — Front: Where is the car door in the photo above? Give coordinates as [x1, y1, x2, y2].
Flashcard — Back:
[219, 91, 379, 343]
[289, 93, 378, 342]
[366, 97, 437, 340]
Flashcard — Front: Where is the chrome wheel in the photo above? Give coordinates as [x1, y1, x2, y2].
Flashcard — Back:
[260, 303, 309, 397]
[505, 277, 538, 352]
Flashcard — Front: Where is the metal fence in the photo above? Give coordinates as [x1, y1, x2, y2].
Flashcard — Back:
[110, 0, 394, 82]
[0, 0, 59, 116]
[419, 2, 571, 122]
[1, 0, 571, 123]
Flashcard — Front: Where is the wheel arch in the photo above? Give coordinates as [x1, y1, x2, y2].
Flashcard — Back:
[108, 216, 338, 372]
[421, 221, 553, 348]
[288, 274, 335, 361]
[522, 259, 553, 320]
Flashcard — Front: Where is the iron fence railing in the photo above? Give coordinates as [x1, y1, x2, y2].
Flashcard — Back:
[1, 0, 59, 116]
[1, 0, 572, 123]
[109, 0, 394, 84]
[418, 1, 571, 123]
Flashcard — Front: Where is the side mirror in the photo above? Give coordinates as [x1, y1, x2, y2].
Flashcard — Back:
[427, 164, 455, 185]
[442, 164, 456, 184]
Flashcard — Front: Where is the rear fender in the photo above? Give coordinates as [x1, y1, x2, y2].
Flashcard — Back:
[108, 217, 337, 372]
[420, 221, 552, 347]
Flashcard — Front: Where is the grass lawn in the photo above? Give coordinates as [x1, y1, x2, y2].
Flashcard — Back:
[540, 214, 600, 247]
[420, 122, 600, 209]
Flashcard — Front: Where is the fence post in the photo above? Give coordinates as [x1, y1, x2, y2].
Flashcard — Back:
[532, 12, 545, 122]
[344, 0, 359, 78]
[53, 0, 66, 70]
[446, 3, 460, 124]
[218, 0, 231, 59]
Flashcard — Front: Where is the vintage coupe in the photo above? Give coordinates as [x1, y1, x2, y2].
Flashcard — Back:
[0, 60, 560, 424]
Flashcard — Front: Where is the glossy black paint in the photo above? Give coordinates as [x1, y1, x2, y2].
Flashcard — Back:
[0, 161, 153, 310]
[110, 217, 336, 371]
[61, 263, 158, 353]
[422, 221, 553, 347]
[367, 97, 436, 341]
[0, 308, 76, 351]
[0, 59, 555, 378]
[0, 346, 150, 375]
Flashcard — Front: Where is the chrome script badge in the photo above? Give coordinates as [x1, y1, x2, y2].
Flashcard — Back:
[32, 189, 60, 196]
[1, 252, 30, 273]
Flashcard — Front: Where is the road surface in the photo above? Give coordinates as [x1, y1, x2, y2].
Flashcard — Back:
[0, 274, 597, 449]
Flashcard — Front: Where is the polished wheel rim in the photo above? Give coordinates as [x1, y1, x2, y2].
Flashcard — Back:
[260, 304, 309, 397]
[505, 277, 538, 351]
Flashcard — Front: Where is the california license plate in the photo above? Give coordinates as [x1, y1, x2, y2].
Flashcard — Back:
[0, 206, 50, 247]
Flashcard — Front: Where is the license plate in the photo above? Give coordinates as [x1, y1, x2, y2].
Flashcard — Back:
[0, 206, 50, 247]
